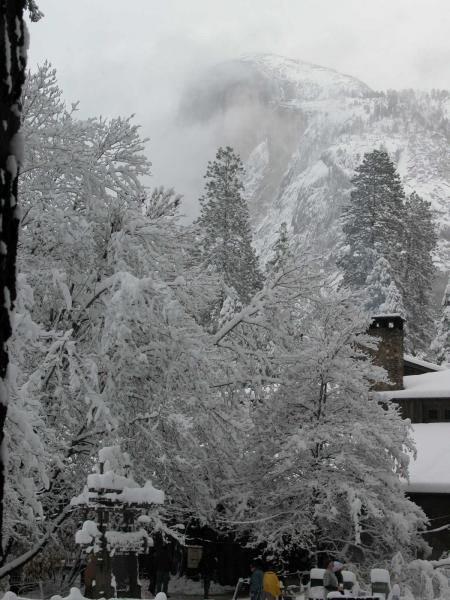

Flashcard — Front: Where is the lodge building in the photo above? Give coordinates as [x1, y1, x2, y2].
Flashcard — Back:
[370, 315, 450, 558]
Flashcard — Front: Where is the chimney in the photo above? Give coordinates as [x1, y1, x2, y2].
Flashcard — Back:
[368, 314, 404, 391]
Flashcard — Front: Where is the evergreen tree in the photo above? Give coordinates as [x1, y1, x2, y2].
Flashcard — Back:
[381, 280, 406, 316]
[402, 192, 437, 354]
[197, 146, 263, 304]
[217, 287, 242, 330]
[339, 152, 437, 354]
[266, 222, 292, 275]
[365, 255, 405, 318]
[339, 149, 406, 288]
[431, 278, 450, 365]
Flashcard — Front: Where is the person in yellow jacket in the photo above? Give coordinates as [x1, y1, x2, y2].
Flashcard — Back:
[263, 568, 281, 600]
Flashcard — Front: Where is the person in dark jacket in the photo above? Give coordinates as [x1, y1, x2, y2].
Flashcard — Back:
[155, 544, 172, 595]
[249, 561, 264, 600]
[333, 561, 344, 592]
[198, 548, 218, 599]
[335, 569, 343, 587]
[147, 548, 157, 595]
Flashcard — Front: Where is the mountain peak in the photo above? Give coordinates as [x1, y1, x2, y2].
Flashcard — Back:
[240, 53, 375, 100]
[180, 54, 375, 125]
[177, 53, 450, 281]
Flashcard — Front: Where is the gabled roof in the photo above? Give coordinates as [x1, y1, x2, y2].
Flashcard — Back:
[404, 354, 444, 374]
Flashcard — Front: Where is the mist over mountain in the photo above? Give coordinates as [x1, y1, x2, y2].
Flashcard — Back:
[179, 53, 450, 292]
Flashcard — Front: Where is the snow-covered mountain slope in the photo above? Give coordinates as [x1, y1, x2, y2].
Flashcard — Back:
[180, 54, 450, 281]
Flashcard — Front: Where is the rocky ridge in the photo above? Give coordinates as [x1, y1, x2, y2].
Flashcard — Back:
[180, 54, 450, 288]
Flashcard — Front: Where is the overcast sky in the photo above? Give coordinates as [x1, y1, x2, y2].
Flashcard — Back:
[27, 0, 450, 207]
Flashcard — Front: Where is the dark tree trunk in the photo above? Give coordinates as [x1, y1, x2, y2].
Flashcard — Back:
[0, 0, 28, 557]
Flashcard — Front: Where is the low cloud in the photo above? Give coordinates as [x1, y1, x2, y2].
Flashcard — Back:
[28, 0, 450, 218]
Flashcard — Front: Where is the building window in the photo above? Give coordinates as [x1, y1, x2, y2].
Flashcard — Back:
[445, 409, 450, 421]
[428, 409, 439, 421]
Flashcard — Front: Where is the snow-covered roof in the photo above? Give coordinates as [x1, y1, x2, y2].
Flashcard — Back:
[105, 481, 164, 505]
[87, 471, 138, 491]
[72, 480, 164, 507]
[379, 368, 450, 399]
[403, 354, 444, 372]
[407, 423, 450, 493]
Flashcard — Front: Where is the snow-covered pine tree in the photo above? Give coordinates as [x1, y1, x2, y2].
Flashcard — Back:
[402, 192, 437, 354]
[431, 277, 450, 365]
[381, 280, 406, 316]
[217, 287, 242, 331]
[338, 149, 406, 288]
[365, 255, 405, 317]
[0, 0, 29, 552]
[197, 146, 263, 305]
[266, 222, 292, 274]
[145, 186, 181, 219]
[338, 152, 437, 353]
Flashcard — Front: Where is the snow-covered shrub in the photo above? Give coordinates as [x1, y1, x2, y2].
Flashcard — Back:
[214, 243, 427, 564]
[391, 552, 450, 600]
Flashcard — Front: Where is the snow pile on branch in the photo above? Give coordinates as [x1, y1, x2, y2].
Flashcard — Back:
[75, 520, 100, 545]
[98, 445, 132, 473]
[105, 481, 164, 505]
[105, 529, 150, 554]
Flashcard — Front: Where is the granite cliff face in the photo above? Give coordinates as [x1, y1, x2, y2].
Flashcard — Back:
[180, 54, 450, 283]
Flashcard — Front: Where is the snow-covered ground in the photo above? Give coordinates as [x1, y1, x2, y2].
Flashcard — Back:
[143, 576, 235, 598]
[0, 582, 238, 600]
